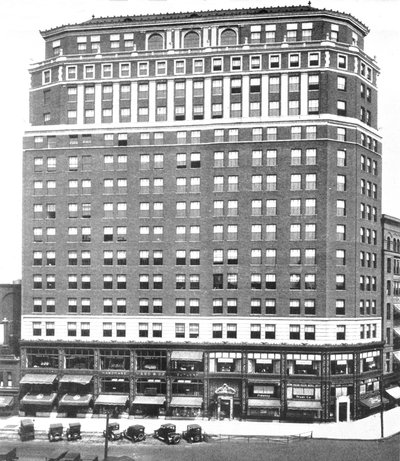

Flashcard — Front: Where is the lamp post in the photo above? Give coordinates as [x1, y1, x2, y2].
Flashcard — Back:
[380, 373, 384, 438]
[104, 411, 110, 460]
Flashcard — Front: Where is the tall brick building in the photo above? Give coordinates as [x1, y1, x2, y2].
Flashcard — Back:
[21, 5, 383, 421]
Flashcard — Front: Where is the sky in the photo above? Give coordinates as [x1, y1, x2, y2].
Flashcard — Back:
[0, 0, 398, 282]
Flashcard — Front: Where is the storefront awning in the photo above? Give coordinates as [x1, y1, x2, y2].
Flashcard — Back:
[132, 396, 165, 406]
[287, 400, 322, 410]
[170, 397, 203, 407]
[394, 327, 400, 337]
[0, 396, 14, 408]
[248, 398, 280, 408]
[59, 394, 93, 406]
[393, 304, 400, 312]
[360, 395, 389, 409]
[386, 386, 400, 400]
[59, 374, 93, 385]
[95, 394, 129, 406]
[20, 373, 57, 385]
[170, 351, 203, 362]
[21, 392, 57, 406]
[393, 351, 400, 362]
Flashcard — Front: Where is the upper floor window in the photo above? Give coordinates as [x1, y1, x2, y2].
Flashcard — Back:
[220, 28, 237, 46]
[184, 31, 200, 48]
[148, 33, 164, 50]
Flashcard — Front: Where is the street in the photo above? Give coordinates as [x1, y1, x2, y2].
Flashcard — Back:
[1, 434, 399, 461]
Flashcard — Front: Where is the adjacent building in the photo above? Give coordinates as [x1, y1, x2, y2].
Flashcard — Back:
[21, 5, 382, 421]
[0, 281, 21, 415]
[381, 215, 400, 402]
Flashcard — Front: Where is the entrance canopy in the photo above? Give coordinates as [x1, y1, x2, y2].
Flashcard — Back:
[170, 397, 203, 407]
[132, 396, 165, 406]
[59, 393, 92, 406]
[20, 374, 57, 385]
[95, 394, 129, 406]
[248, 398, 280, 408]
[0, 396, 14, 408]
[170, 351, 203, 362]
[21, 392, 57, 406]
[59, 374, 93, 385]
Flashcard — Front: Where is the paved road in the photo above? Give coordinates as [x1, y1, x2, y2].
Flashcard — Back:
[1, 434, 399, 461]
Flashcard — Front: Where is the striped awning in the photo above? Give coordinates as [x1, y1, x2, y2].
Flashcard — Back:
[170, 397, 203, 407]
[170, 351, 203, 362]
[95, 394, 129, 406]
[20, 374, 57, 385]
[394, 327, 400, 337]
[393, 304, 400, 312]
[132, 396, 165, 406]
[248, 399, 280, 408]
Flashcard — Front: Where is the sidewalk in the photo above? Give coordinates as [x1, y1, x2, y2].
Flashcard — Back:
[1, 407, 400, 440]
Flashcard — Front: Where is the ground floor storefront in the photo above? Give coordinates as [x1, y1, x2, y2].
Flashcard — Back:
[18, 341, 391, 422]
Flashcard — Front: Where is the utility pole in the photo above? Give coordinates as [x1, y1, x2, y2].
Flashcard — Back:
[380, 374, 384, 438]
[104, 411, 109, 460]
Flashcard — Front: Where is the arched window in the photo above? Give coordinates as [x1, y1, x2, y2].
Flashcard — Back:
[148, 33, 163, 50]
[387, 237, 391, 251]
[184, 31, 200, 48]
[220, 29, 237, 46]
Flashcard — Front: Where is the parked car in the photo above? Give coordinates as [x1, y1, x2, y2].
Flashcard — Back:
[46, 449, 68, 461]
[63, 453, 81, 461]
[102, 422, 124, 441]
[153, 424, 181, 444]
[66, 422, 81, 441]
[0, 448, 18, 461]
[182, 424, 204, 443]
[18, 419, 35, 441]
[123, 424, 146, 442]
[48, 423, 63, 442]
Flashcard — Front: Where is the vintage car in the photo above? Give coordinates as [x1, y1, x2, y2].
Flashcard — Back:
[66, 422, 81, 441]
[46, 449, 68, 461]
[63, 453, 81, 461]
[102, 422, 124, 441]
[153, 423, 181, 444]
[0, 448, 18, 461]
[18, 419, 35, 441]
[48, 423, 63, 442]
[181, 424, 204, 443]
[123, 424, 146, 442]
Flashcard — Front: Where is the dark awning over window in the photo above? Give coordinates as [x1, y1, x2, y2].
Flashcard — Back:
[170, 397, 203, 407]
[59, 393, 93, 406]
[95, 394, 129, 406]
[0, 395, 14, 408]
[170, 350, 203, 362]
[287, 400, 322, 410]
[360, 395, 389, 409]
[132, 396, 165, 406]
[59, 374, 93, 385]
[21, 392, 57, 406]
[20, 374, 57, 385]
[248, 398, 280, 408]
